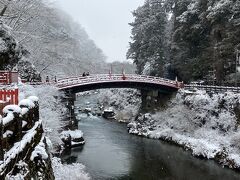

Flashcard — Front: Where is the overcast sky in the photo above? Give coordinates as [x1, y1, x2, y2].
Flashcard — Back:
[55, 0, 145, 62]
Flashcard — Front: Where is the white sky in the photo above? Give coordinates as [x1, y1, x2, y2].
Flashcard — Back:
[55, 0, 145, 62]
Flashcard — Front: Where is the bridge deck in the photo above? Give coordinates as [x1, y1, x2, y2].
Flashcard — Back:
[56, 74, 182, 93]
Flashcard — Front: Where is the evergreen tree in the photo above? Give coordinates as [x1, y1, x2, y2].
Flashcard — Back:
[129, 0, 240, 84]
[0, 22, 25, 70]
[127, 0, 167, 76]
[167, 0, 240, 83]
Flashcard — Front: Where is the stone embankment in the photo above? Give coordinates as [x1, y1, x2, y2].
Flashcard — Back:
[0, 96, 54, 179]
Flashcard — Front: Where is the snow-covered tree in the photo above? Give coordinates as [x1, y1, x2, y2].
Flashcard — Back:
[128, 0, 240, 83]
[0, 0, 107, 77]
[169, 0, 240, 83]
[0, 21, 25, 69]
[127, 0, 167, 76]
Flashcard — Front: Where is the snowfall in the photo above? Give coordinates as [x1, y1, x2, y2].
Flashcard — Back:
[9, 82, 240, 179]
[126, 89, 240, 169]
[93, 88, 240, 170]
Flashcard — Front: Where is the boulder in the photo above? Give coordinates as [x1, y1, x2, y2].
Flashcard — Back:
[102, 108, 116, 120]
[60, 130, 85, 148]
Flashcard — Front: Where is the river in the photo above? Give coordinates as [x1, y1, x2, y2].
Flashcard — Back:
[61, 92, 240, 180]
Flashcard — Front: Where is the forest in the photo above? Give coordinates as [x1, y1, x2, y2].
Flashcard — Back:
[127, 0, 240, 84]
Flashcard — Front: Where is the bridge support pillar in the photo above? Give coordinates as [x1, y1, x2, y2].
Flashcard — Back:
[141, 90, 158, 111]
[64, 91, 78, 130]
[156, 92, 175, 108]
[141, 90, 175, 111]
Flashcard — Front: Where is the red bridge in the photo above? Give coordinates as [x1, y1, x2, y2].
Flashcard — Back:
[56, 74, 183, 94]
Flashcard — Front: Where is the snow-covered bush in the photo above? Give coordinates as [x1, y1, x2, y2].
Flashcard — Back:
[19, 84, 67, 147]
[52, 157, 90, 180]
[0, 22, 25, 70]
[16, 59, 41, 82]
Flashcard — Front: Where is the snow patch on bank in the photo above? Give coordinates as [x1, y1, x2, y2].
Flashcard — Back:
[52, 157, 90, 180]
[60, 130, 83, 139]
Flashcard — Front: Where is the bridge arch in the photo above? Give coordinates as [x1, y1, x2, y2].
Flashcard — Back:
[56, 74, 182, 94]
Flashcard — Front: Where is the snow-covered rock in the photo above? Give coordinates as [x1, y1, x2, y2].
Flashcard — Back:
[2, 107, 14, 125]
[84, 107, 92, 113]
[60, 130, 85, 148]
[60, 130, 83, 140]
[27, 96, 39, 103]
[3, 105, 22, 114]
[18, 99, 35, 109]
[30, 140, 48, 161]
[102, 107, 116, 120]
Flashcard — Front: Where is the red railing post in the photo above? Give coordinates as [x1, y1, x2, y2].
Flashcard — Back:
[10, 90, 14, 104]
[5, 73, 8, 84]
[0, 88, 19, 114]
[7, 90, 10, 102]
[15, 89, 19, 104]
[9, 71, 12, 84]
[3, 89, 6, 102]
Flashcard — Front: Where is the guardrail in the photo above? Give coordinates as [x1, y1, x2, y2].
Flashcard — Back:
[0, 88, 18, 104]
[0, 96, 42, 178]
[0, 71, 18, 85]
[0, 88, 19, 115]
[184, 84, 240, 93]
[56, 74, 183, 89]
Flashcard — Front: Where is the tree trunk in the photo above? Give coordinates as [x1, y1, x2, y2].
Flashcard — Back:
[0, 5, 7, 16]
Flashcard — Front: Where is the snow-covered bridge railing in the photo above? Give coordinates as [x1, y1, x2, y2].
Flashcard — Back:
[56, 74, 183, 92]
[0, 96, 42, 178]
[184, 84, 240, 93]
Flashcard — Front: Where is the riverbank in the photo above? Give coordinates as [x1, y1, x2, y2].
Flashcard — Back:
[14, 85, 240, 178]
[95, 88, 240, 171]
[61, 90, 240, 179]
[130, 90, 240, 170]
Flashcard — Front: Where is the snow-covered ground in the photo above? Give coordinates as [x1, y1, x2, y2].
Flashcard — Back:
[52, 157, 90, 180]
[128, 89, 240, 169]
[19, 83, 90, 179]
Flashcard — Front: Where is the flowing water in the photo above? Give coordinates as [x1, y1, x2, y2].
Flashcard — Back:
[61, 92, 240, 180]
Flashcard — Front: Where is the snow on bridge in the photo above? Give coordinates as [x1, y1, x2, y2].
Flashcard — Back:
[56, 74, 183, 93]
